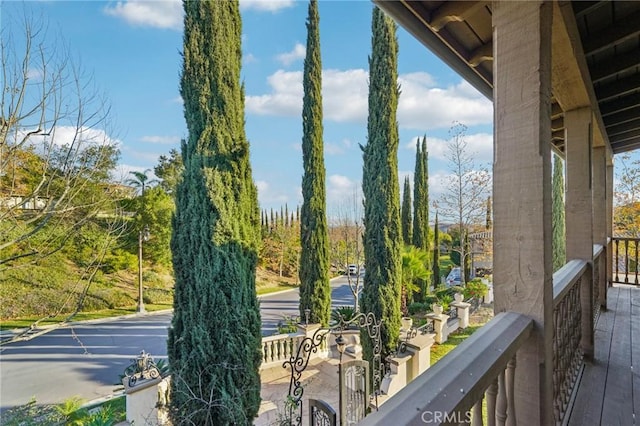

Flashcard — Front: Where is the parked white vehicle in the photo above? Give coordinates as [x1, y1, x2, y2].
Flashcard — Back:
[348, 264, 359, 276]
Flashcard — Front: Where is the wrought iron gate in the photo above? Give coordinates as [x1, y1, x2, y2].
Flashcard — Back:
[339, 359, 370, 425]
[283, 311, 382, 426]
[309, 399, 336, 426]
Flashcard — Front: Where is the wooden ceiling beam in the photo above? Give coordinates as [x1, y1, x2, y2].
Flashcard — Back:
[600, 92, 640, 117]
[430, 1, 488, 31]
[605, 117, 640, 137]
[469, 43, 493, 67]
[590, 50, 640, 83]
[610, 129, 640, 144]
[595, 74, 640, 103]
[582, 10, 640, 56]
[603, 106, 640, 127]
[552, 117, 565, 131]
[610, 136, 640, 154]
[573, 1, 606, 18]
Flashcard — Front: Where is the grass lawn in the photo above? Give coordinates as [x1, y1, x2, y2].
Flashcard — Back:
[430, 325, 483, 365]
[1, 270, 298, 330]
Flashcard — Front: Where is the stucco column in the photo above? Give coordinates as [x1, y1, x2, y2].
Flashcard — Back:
[565, 108, 594, 259]
[592, 146, 607, 246]
[606, 157, 614, 287]
[565, 107, 594, 359]
[593, 146, 607, 308]
[493, 1, 553, 424]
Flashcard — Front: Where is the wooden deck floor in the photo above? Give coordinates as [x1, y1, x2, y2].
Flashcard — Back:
[568, 284, 640, 426]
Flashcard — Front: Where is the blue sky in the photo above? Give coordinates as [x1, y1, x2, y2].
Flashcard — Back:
[3, 0, 497, 216]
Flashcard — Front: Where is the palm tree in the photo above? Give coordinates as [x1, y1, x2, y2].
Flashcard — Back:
[126, 169, 158, 196]
[401, 246, 431, 316]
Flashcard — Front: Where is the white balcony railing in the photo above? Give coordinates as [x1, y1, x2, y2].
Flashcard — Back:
[260, 331, 305, 370]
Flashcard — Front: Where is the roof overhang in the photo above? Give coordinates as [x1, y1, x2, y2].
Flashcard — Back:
[374, 0, 640, 155]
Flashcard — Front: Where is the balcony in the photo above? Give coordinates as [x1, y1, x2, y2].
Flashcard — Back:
[358, 1, 640, 423]
[359, 238, 640, 425]
[568, 282, 639, 425]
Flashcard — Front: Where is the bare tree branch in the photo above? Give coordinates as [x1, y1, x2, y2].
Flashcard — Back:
[1, 9, 121, 267]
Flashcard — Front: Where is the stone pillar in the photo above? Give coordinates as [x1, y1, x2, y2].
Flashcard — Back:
[493, 1, 553, 424]
[592, 146, 606, 247]
[405, 332, 435, 380]
[125, 376, 171, 426]
[565, 107, 594, 359]
[380, 352, 411, 398]
[592, 146, 607, 308]
[565, 107, 594, 259]
[451, 294, 471, 329]
[427, 312, 449, 344]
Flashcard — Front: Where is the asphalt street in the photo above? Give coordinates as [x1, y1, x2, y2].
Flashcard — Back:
[0, 275, 361, 411]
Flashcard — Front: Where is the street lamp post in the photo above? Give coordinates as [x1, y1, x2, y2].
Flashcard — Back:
[137, 225, 150, 313]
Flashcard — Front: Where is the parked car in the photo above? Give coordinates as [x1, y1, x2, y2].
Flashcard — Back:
[445, 267, 462, 287]
[348, 264, 360, 276]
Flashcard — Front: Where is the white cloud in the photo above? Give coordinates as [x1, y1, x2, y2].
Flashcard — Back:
[246, 68, 368, 122]
[240, 0, 295, 12]
[170, 96, 183, 104]
[276, 43, 306, 66]
[27, 68, 43, 81]
[246, 70, 303, 117]
[326, 174, 360, 207]
[47, 126, 121, 148]
[140, 135, 181, 145]
[246, 69, 492, 129]
[429, 171, 454, 205]
[256, 180, 269, 193]
[398, 79, 493, 130]
[112, 164, 157, 183]
[255, 179, 296, 208]
[244, 53, 258, 64]
[405, 132, 493, 164]
[322, 69, 369, 123]
[103, 0, 182, 30]
[325, 138, 354, 156]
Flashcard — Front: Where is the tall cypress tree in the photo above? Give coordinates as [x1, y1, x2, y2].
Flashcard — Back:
[412, 136, 431, 298]
[361, 5, 402, 358]
[168, 2, 261, 424]
[486, 196, 493, 230]
[433, 212, 441, 287]
[552, 153, 566, 271]
[299, 0, 330, 326]
[401, 175, 412, 245]
[422, 136, 430, 249]
[412, 138, 426, 248]
[420, 137, 431, 294]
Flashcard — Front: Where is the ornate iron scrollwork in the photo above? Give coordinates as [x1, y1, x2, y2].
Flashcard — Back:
[396, 326, 417, 354]
[282, 326, 331, 425]
[282, 311, 383, 426]
[122, 350, 160, 388]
